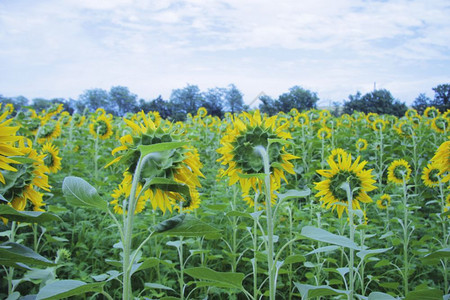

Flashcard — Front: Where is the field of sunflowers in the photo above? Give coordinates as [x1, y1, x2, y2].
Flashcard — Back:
[0, 102, 449, 300]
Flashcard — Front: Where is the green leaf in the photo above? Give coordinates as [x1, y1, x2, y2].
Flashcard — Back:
[144, 282, 174, 291]
[154, 214, 186, 233]
[300, 226, 359, 250]
[368, 292, 397, 300]
[131, 258, 160, 275]
[0, 205, 60, 223]
[283, 255, 306, 265]
[147, 177, 191, 201]
[155, 215, 221, 238]
[405, 288, 443, 300]
[226, 211, 252, 219]
[268, 138, 295, 146]
[357, 248, 392, 261]
[306, 246, 339, 256]
[277, 189, 311, 201]
[293, 283, 349, 298]
[237, 172, 266, 180]
[184, 267, 244, 290]
[0, 242, 55, 267]
[62, 176, 107, 211]
[36, 280, 105, 300]
[422, 248, 450, 264]
[138, 142, 188, 156]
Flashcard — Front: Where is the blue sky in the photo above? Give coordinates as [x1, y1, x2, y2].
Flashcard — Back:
[1, 0, 449, 107]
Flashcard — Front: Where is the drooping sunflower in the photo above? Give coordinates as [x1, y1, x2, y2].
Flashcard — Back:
[40, 142, 62, 173]
[314, 152, 377, 218]
[197, 107, 208, 117]
[294, 113, 309, 127]
[424, 106, 440, 119]
[0, 110, 24, 184]
[431, 141, 450, 183]
[106, 111, 204, 213]
[394, 120, 414, 137]
[71, 113, 86, 128]
[421, 163, 441, 187]
[387, 159, 412, 185]
[372, 119, 387, 131]
[405, 109, 418, 119]
[0, 140, 51, 212]
[217, 110, 298, 206]
[431, 116, 448, 133]
[110, 173, 149, 215]
[376, 194, 391, 209]
[356, 138, 368, 151]
[36, 120, 62, 144]
[317, 127, 331, 140]
[89, 114, 114, 140]
[366, 113, 378, 124]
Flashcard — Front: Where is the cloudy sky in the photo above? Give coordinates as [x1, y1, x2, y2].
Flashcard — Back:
[0, 0, 449, 107]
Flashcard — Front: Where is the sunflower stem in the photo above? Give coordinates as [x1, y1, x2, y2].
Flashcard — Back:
[346, 183, 355, 300]
[255, 145, 276, 300]
[253, 191, 259, 300]
[94, 127, 100, 181]
[402, 177, 409, 296]
[438, 177, 449, 294]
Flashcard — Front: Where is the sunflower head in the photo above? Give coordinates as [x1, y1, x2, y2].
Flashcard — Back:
[37, 120, 62, 144]
[387, 159, 412, 185]
[376, 194, 391, 209]
[315, 152, 377, 218]
[317, 127, 331, 140]
[405, 109, 418, 119]
[197, 107, 208, 117]
[372, 119, 387, 131]
[41, 142, 62, 173]
[421, 163, 441, 187]
[356, 138, 368, 151]
[424, 106, 440, 118]
[328, 148, 347, 163]
[72, 113, 86, 127]
[308, 110, 321, 123]
[89, 115, 113, 140]
[366, 113, 378, 124]
[395, 121, 414, 137]
[431, 116, 448, 133]
[431, 141, 450, 182]
[294, 113, 309, 127]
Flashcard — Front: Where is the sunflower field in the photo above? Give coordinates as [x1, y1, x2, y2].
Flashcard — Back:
[0, 102, 449, 300]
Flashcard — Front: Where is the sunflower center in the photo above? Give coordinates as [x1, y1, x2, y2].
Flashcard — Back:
[43, 152, 54, 167]
[428, 168, 440, 183]
[329, 171, 361, 202]
[38, 123, 56, 138]
[393, 165, 408, 180]
[94, 120, 108, 136]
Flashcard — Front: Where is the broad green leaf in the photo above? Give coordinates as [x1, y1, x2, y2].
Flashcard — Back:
[293, 282, 349, 298]
[277, 189, 311, 201]
[62, 176, 107, 210]
[306, 246, 339, 256]
[357, 247, 392, 261]
[147, 177, 191, 201]
[422, 248, 450, 264]
[131, 258, 160, 274]
[138, 142, 188, 156]
[0, 205, 60, 223]
[368, 292, 397, 300]
[36, 280, 105, 300]
[184, 267, 244, 290]
[283, 254, 306, 265]
[226, 211, 252, 219]
[405, 288, 443, 300]
[155, 215, 221, 238]
[154, 214, 186, 233]
[145, 282, 174, 291]
[0, 242, 55, 267]
[300, 226, 359, 250]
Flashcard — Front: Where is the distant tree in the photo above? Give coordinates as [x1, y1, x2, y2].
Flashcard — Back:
[170, 84, 204, 120]
[331, 101, 342, 117]
[139, 96, 172, 119]
[432, 83, 450, 112]
[109, 86, 138, 116]
[65, 98, 85, 114]
[32, 98, 52, 112]
[224, 84, 244, 113]
[79, 89, 110, 112]
[258, 95, 278, 116]
[203, 88, 225, 117]
[412, 93, 432, 115]
[343, 89, 407, 117]
[276, 86, 319, 112]
[0, 95, 29, 114]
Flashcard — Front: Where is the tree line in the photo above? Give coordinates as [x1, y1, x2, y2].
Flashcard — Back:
[1, 83, 449, 119]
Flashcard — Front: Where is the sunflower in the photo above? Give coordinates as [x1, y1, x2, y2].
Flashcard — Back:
[405, 109, 418, 119]
[366, 113, 378, 124]
[421, 163, 441, 187]
[308, 110, 321, 123]
[217, 110, 298, 206]
[372, 119, 387, 131]
[314, 152, 377, 218]
[395, 121, 414, 137]
[323, 118, 339, 130]
[294, 113, 309, 127]
[424, 106, 440, 118]
[317, 127, 331, 140]
[356, 138, 368, 151]
[387, 159, 412, 185]
[89, 115, 114, 140]
[0, 140, 50, 212]
[197, 107, 208, 117]
[110, 173, 149, 214]
[328, 148, 347, 163]
[106, 111, 204, 213]
[40, 142, 62, 173]
[0, 110, 24, 184]
[431, 116, 448, 133]
[376, 194, 391, 209]
[431, 141, 450, 182]
[72, 113, 86, 127]
[37, 120, 62, 144]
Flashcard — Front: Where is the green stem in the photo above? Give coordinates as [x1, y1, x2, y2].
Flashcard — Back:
[346, 184, 355, 300]
[94, 130, 99, 181]
[7, 221, 17, 295]
[179, 237, 185, 300]
[402, 178, 409, 296]
[253, 192, 259, 300]
[378, 129, 384, 186]
[438, 178, 448, 294]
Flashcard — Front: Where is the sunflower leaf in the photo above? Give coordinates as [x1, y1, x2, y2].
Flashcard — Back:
[0, 242, 55, 267]
[300, 226, 359, 250]
[138, 142, 188, 156]
[62, 176, 107, 211]
[36, 280, 105, 300]
[0, 205, 61, 223]
[155, 215, 221, 238]
[146, 177, 191, 202]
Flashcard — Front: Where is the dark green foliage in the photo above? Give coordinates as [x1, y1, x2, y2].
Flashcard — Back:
[343, 89, 407, 117]
[259, 86, 319, 115]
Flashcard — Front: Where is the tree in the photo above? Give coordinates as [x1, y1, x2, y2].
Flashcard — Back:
[258, 95, 278, 116]
[224, 84, 244, 113]
[139, 96, 172, 119]
[109, 86, 138, 116]
[343, 89, 407, 117]
[79, 89, 110, 112]
[276, 86, 319, 112]
[203, 88, 225, 117]
[432, 84, 450, 112]
[32, 98, 52, 112]
[170, 84, 204, 120]
[412, 93, 432, 115]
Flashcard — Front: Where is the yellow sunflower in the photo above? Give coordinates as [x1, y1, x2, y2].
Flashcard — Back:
[424, 106, 440, 118]
[405, 109, 418, 119]
[323, 118, 339, 130]
[89, 115, 113, 140]
[41, 142, 62, 173]
[217, 110, 298, 207]
[294, 113, 309, 127]
[328, 148, 347, 163]
[394, 120, 414, 137]
[110, 173, 149, 215]
[197, 107, 208, 117]
[106, 111, 204, 213]
[1, 140, 50, 212]
[356, 138, 368, 151]
[317, 127, 331, 140]
[314, 152, 377, 218]
[431, 116, 448, 133]
[0, 110, 24, 184]
[376, 194, 391, 209]
[431, 141, 450, 183]
[372, 119, 387, 131]
[366, 113, 378, 124]
[71, 113, 86, 128]
[36, 120, 62, 144]
[387, 159, 412, 185]
[421, 163, 441, 187]
[308, 110, 321, 123]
